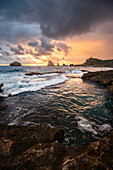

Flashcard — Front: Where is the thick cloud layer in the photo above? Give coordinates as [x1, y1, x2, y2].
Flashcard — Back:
[0, 0, 113, 39]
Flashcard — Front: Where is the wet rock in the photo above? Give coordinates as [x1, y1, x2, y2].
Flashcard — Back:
[62, 131, 113, 170]
[0, 125, 64, 169]
[0, 124, 113, 169]
[107, 85, 113, 94]
[0, 105, 8, 112]
[82, 70, 113, 94]
[0, 83, 4, 93]
[0, 125, 64, 156]
[0, 137, 13, 156]
[25, 71, 64, 76]
[10, 61, 21, 66]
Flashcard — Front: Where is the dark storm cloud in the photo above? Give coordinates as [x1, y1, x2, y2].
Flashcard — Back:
[27, 37, 71, 57]
[0, 48, 14, 62]
[29, 37, 55, 56]
[57, 48, 61, 52]
[18, 45, 24, 51]
[40, 37, 55, 52]
[0, 50, 10, 56]
[56, 43, 71, 56]
[0, 0, 113, 39]
[28, 41, 39, 47]
[10, 45, 25, 55]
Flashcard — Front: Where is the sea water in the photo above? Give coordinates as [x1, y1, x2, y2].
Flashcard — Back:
[0, 66, 113, 146]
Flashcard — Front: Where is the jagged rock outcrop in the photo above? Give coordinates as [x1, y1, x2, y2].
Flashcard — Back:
[62, 132, 113, 169]
[82, 70, 113, 94]
[47, 60, 54, 66]
[10, 61, 21, 66]
[83, 57, 113, 67]
[0, 125, 64, 169]
[0, 124, 113, 169]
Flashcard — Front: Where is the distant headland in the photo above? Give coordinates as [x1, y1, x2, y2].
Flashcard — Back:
[82, 57, 113, 67]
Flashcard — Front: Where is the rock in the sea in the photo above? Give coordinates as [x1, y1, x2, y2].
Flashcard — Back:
[25, 71, 64, 76]
[0, 83, 4, 93]
[10, 61, 21, 66]
[47, 60, 54, 66]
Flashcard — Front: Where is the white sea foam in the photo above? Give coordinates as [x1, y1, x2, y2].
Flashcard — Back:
[77, 116, 97, 135]
[98, 124, 111, 133]
[65, 69, 83, 74]
[0, 74, 68, 96]
[71, 69, 82, 74]
[76, 116, 112, 136]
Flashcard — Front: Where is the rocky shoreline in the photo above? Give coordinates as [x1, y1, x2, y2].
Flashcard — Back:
[82, 70, 113, 95]
[0, 124, 113, 169]
[0, 70, 113, 169]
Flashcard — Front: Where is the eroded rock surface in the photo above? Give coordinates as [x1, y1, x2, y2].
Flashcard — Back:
[0, 125, 113, 169]
[82, 70, 113, 94]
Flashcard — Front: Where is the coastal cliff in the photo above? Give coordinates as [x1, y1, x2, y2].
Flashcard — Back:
[83, 58, 113, 67]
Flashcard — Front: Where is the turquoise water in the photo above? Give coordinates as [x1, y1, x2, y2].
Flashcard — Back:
[0, 66, 113, 146]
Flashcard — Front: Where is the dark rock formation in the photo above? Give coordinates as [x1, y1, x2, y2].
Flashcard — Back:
[25, 71, 64, 76]
[0, 84, 8, 112]
[70, 64, 74, 66]
[0, 105, 8, 112]
[82, 70, 113, 94]
[0, 125, 64, 169]
[47, 60, 54, 66]
[10, 61, 21, 66]
[62, 63, 66, 66]
[0, 124, 113, 169]
[0, 84, 4, 93]
[62, 132, 113, 169]
[82, 57, 113, 67]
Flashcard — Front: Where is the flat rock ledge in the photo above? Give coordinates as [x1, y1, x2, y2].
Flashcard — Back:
[25, 71, 64, 76]
[0, 125, 113, 169]
[82, 70, 113, 94]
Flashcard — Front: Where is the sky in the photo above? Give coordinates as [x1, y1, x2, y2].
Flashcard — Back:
[0, 0, 113, 66]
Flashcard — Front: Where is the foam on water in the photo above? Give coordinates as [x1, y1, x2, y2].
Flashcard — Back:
[71, 69, 83, 74]
[76, 116, 112, 136]
[0, 66, 113, 146]
[0, 73, 68, 96]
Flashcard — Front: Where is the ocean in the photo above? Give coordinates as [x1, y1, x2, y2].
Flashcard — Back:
[0, 66, 113, 146]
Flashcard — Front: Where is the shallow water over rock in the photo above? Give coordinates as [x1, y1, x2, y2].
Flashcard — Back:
[0, 66, 113, 146]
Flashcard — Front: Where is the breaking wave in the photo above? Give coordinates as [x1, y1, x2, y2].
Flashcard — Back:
[0, 73, 68, 96]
